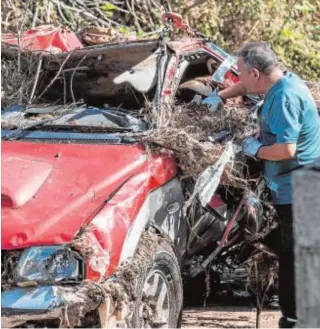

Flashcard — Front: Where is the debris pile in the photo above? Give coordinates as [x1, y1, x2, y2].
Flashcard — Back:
[1, 55, 40, 107]
[69, 230, 165, 327]
[145, 101, 255, 187]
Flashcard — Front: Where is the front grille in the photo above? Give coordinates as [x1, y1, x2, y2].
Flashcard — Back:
[1, 250, 21, 286]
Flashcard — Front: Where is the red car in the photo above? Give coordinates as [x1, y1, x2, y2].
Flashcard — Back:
[2, 13, 270, 328]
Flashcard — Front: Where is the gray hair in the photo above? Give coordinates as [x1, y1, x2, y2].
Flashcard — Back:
[237, 42, 279, 75]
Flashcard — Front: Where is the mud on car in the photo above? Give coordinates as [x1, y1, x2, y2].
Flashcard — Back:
[2, 13, 278, 328]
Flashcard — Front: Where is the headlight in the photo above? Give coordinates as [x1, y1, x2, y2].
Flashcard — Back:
[15, 246, 82, 283]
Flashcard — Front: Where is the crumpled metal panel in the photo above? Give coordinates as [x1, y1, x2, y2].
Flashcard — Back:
[1, 25, 83, 53]
[2, 286, 63, 311]
[74, 156, 177, 281]
[1, 282, 106, 328]
[2, 137, 177, 281]
[114, 50, 159, 93]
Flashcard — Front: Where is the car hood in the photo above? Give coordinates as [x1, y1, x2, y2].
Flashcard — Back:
[1, 141, 147, 249]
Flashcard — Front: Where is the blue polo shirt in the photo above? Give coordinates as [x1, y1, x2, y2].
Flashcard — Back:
[259, 72, 320, 204]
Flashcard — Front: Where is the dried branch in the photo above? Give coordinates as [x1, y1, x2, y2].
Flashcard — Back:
[182, 0, 207, 15]
[34, 52, 73, 102]
[29, 54, 43, 104]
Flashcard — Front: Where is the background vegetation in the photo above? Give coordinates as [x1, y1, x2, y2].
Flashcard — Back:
[2, 0, 319, 80]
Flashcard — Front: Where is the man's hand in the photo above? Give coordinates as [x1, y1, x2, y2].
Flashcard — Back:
[242, 136, 263, 157]
[201, 89, 224, 112]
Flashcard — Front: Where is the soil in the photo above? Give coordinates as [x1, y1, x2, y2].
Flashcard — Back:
[182, 281, 280, 328]
[182, 306, 280, 328]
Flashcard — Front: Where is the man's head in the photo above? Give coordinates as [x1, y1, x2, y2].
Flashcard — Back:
[236, 42, 282, 94]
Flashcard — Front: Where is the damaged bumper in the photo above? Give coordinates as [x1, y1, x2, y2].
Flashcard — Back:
[2, 286, 63, 328]
[1, 282, 105, 328]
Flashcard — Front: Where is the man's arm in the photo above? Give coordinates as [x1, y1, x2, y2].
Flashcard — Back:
[257, 143, 296, 161]
[218, 81, 247, 100]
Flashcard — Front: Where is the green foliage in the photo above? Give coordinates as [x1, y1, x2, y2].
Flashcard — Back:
[100, 2, 116, 18]
[173, 0, 320, 81]
[118, 26, 130, 34]
[100, 2, 117, 12]
[2, 0, 319, 80]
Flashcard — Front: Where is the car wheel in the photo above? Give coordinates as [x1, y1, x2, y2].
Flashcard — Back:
[130, 233, 183, 328]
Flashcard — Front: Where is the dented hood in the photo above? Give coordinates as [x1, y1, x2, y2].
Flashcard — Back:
[1, 141, 147, 249]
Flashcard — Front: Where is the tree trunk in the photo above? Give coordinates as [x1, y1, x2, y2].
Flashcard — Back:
[293, 162, 320, 327]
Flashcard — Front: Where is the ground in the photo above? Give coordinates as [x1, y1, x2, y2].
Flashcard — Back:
[182, 306, 280, 328]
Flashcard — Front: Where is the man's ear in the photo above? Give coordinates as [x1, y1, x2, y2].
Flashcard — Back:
[251, 68, 260, 80]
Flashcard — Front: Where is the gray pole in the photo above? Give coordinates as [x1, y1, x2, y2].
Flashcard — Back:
[293, 160, 320, 327]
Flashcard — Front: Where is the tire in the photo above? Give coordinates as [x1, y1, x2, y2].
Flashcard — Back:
[130, 231, 183, 328]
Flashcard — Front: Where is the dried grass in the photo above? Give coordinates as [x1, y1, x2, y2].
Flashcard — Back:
[69, 229, 165, 327]
[246, 253, 278, 328]
[1, 55, 40, 107]
[144, 102, 255, 186]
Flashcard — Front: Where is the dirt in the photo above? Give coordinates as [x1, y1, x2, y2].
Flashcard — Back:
[182, 305, 280, 328]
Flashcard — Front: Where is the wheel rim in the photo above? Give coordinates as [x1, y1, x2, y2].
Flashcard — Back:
[141, 269, 171, 328]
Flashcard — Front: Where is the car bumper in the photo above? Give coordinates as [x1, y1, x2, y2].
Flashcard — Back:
[1, 283, 104, 328]
[1, 286, 63, 328]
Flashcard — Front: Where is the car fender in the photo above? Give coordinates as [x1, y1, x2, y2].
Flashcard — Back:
[119, 177, 187, 265]
[73, 155, 186, 281]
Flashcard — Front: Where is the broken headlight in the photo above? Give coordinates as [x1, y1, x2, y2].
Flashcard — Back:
[15, 246, 82, 283]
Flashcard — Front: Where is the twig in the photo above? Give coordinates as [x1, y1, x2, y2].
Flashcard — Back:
[101, 0, 130, 14]
[32, 4, 39, 28]
[46, 1, 53, 23]
[29, 55, 43, 104]
[146, 1, 155, 28]
[69, 53, 91, 104]
[6, 0, 15, 10]
[50, 0, 111, 27]
[150, 0, 162, 11]
[204, 267, 211, 308]
[127, 0, 142, 30]
[82, 10, 121, 28]
[94, 5, 116, 27]
[34, 52, 73, 102]
[4, 11, 13, 29]
[54, 0, 72, 26]
[182, 0, 207, 15]
[247, 19, 261, 39]
[15, 12, 28, 103]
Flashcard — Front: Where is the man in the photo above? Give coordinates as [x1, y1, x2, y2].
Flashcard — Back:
[204, 42, 320, 328]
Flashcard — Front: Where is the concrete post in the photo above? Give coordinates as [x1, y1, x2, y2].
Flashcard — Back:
[293, 161, 320, 327]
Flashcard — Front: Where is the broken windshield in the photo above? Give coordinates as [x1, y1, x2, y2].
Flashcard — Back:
[1, 105, 148, 140]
